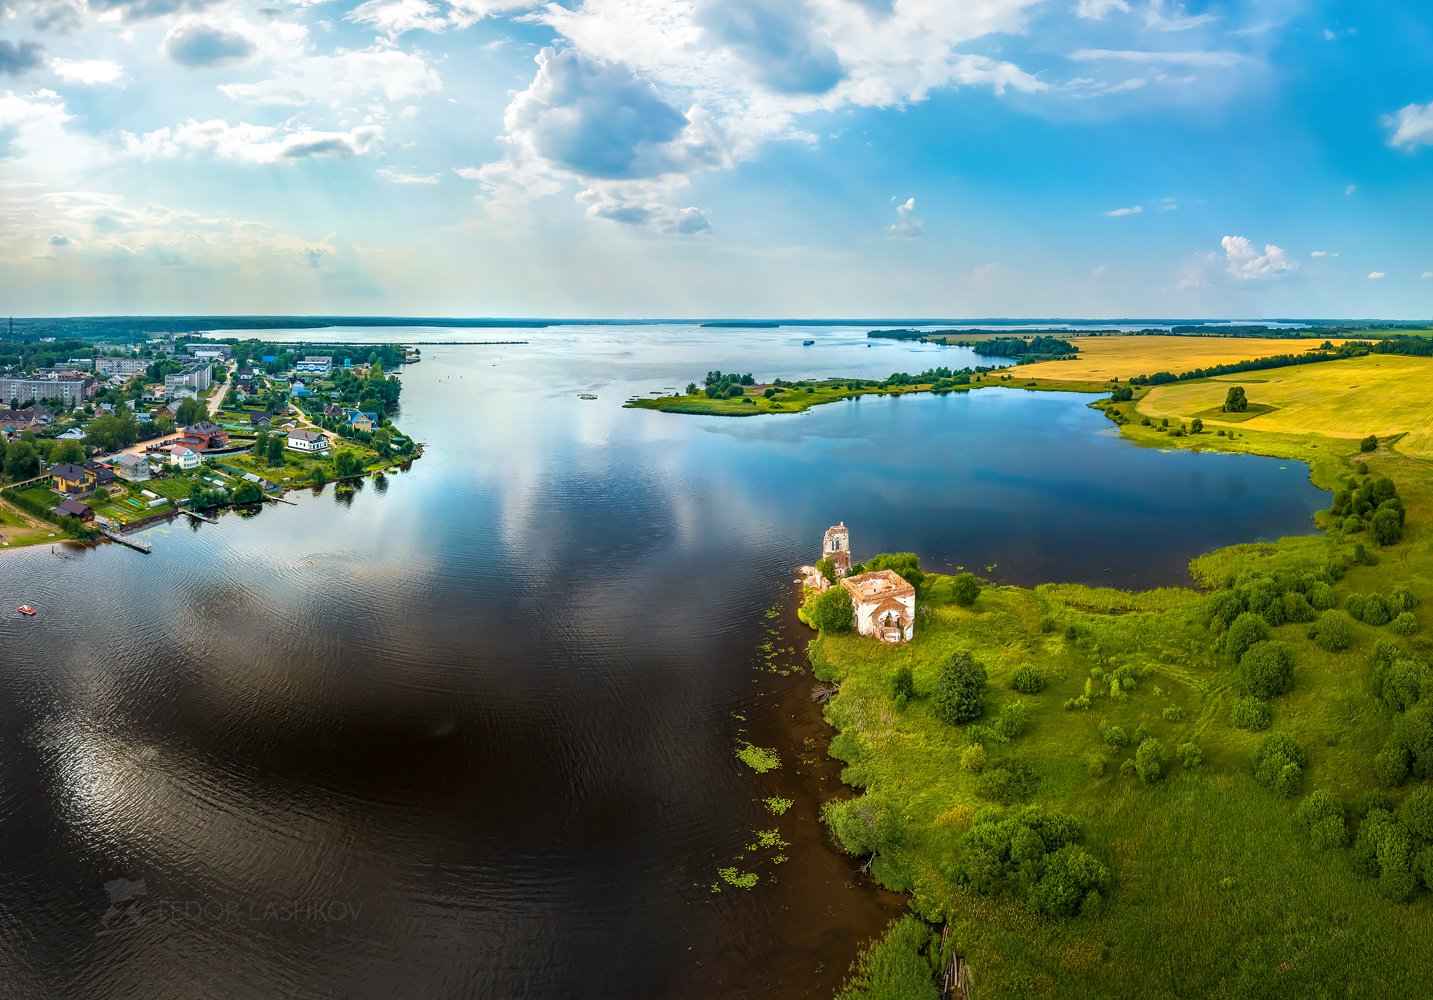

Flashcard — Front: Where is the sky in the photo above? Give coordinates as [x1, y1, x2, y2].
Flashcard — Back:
[0, 0, 1431, 318]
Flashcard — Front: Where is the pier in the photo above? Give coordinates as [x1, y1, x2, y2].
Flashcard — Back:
[101, 528, 151, 554]
[183, 510, 218, 524]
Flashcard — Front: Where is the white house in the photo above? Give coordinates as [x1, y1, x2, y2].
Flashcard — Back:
[287, 429, 329, 453]
[841, 570, 916, 644]
[169, 444, 201, 471]
[114, 453, 150, 483]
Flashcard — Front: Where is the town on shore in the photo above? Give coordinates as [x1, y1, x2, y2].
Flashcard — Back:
[0, 333, 420, 551]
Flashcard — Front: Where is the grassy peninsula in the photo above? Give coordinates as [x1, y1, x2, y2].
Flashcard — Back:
[811, 365, 1433, 997]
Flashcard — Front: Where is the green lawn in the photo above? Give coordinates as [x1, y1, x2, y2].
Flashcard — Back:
[813, 410, 1433, 998]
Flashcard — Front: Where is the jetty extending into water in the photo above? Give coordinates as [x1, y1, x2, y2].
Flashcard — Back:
[101, 528, 150, 554]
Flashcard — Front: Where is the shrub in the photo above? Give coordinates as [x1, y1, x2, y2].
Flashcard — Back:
[890, 665, 916, 708]
[1359, 594, 1395, 627]
[1010, 666, 1046, 694]
[951, 572, 981, 607]
[1102, 725, 1130, 749]
[961, 744, 987, 774]
[1238, 640, 1295, 698]
[1086, 755, 1107, 778]
[933, 651, 987, 725]
[975, 763, 1036, 804]
[1028, 845, 1111, 919]
[806, 586, 855, 633]
[1308, 582, 1337, 611]
[1360, 434, 1378, 452]
[994, 702, 1028, 741]
[1134, 738, 1168, 783]
[1119, 758, 1138, 778]
[1176, 742, 1203, 768]
[822, 796, 897, 857]
[1225, 612, 1271, 661]
[1254, 732, 1306, 797]
[1399, 787, 1433, 841]
[1300, 791, 1350, 850]
[1391, 612, 1418, 636]
[1312, 610, 1352, 652]
[1205, 589, 1245, 631]
[865, 553, 925, 592]
[1162, 705, 1185, 723]
[1230, 697, 1272, 732]
[1282, 591, 1316, 624]
[1393, 588, 1420, 613]
[954, 806, 1103, 917]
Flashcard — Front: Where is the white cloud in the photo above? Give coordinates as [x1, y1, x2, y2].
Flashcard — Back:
[1071, 49, 1251, 67]
[122, 119, 384, 164]
[1422, 271, 1433, 280]
[1221, 235, 1297, 280]
[1368, 271, 1385, 280]
[347, 0, 534, 36]
[1074, 0, 1129, 20]
[1143, 0, 1216, 33]
[218, 43, 442, 107]
[1157, 196, 1178, 211]
[377, 167, 439, 184]
[1104, 204, 1142, 217]
[1387, 102, 1433, 149]
[1345, 183, 1357, 195]
[1091, 263, 1108, 277]
[885, 196, 923, 238]
[476, 0, 1048, 231]
[1310, 250, 1337, 257]
[48, 58, 127, 85]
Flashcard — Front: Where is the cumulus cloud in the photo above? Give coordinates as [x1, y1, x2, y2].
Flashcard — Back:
[472, 0, 1047, 231]
[1221, 235, 1297, 280]
[0, 41, 45, 77]
[1368, 271, 1385, 280]
[347, 0, 534, 36]
[218, 43, 442, 107]
[885, 196, 923, 238]
[1387, 102, 1433, 149]
[49, 58, 127, 85]
[122, 119, 384, 164]
[1104, 204, 1142, 217]
[164, 24, 257, 67]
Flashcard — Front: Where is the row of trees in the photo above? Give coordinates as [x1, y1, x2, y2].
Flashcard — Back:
[1131, 340, 1373, 386]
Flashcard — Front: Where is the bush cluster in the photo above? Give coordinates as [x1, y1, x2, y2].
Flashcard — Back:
[1010, 666, 1046, 694]
[953, 806, 1109, 918]
[933, 651, 987, 725]
[1254, 732, 1306, 798]
[1330, 474, 1405, 546]
[1341, 791, 1433, 903]
[1229, 696, 1272, 732]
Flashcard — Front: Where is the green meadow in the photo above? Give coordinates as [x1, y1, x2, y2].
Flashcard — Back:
[814, 404, 1433, 998]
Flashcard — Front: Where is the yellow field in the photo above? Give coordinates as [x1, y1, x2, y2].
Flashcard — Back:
[1137, 354, 1433, 457]
[1015, 335, 1347, 382]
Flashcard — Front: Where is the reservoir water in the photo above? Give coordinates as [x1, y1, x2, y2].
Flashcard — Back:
[0, 325, 1327, 999]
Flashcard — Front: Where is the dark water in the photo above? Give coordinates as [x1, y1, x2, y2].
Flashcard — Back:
[0, 326, 1327, 999]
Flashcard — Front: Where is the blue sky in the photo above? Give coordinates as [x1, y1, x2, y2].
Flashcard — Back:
[0, 0, 1431, 318]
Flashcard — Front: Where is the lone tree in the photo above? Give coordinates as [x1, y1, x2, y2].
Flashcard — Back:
[1223, 385, 1249, 413]
[952, 572, 981, 607]
[806, 585, 854, 633]
[933, 650, 987, 725]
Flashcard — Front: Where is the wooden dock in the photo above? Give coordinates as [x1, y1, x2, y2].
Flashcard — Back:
[101, 529, 151, 554]
[264, 494, 297, 506]
[183, 510, 218, 524]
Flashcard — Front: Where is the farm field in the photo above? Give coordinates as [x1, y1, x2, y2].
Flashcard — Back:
[1137, 355, 1433, 457]
[1016, 335, 1349, 382]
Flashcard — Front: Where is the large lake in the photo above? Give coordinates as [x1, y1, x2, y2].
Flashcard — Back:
[0, 325, 1327, 999]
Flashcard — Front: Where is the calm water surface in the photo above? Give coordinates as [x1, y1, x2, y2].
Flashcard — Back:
[0, 326, 1327, 999]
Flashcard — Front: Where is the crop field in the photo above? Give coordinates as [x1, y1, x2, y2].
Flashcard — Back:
[1015, 335, 1349, 383]
[1137, 355, 1433, 457]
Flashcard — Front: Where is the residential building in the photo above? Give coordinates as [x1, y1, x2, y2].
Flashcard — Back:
[0, 405, 51, 431]
[164, 362, 212, 397]
[114, 453, 150, 483]
[98, 358, 148, 378]
[85, 460, 116, 490]
[169, 445, 201, 471]
[50, 462, 97, 497]
[56, 427, 86, 441]
[286, 429, 329, 453]
[0, 375, 90, 407]
[249, 412, 273, 430]
[344, 409, 379, 434]
[186, 343, 232, 359]
[54, 497, 94, 521]
[177, 422, 230, 451]
[295, 356, 333, 377]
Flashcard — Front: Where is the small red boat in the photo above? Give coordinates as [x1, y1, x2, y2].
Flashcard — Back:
[18, 606, 36, 616]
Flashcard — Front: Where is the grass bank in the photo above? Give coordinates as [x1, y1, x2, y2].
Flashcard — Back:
[817, 392, 1433, 998]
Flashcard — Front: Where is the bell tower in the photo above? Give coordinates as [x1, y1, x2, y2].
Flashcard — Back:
[822, 522, 852, 578]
